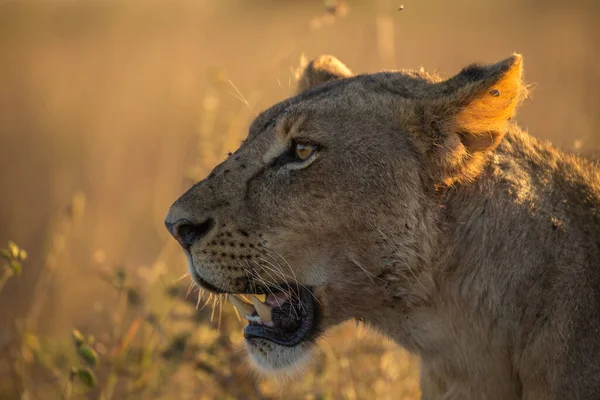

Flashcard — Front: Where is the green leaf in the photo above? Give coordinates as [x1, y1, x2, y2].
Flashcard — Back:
[10, 261, 21, 276]
[8, 241, 19, 258]
[73, 367, 97, 389]
[72, 329, 85, 347]
[0, 249, 10, 259]
[77, 344, 98, 367]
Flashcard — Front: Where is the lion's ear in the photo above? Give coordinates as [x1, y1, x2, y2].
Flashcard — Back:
[296, 55, 353, 94]
[417, 54, 527, 183]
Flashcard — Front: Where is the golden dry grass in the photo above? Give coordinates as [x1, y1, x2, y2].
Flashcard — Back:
[0, 1, 598, 399]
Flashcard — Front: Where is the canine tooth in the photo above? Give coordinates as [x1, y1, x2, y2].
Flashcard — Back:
[228, 295, 255, 317]
[252, 296, 273, 323]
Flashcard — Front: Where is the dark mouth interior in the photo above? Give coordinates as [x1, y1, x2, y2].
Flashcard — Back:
[243, 286, 317, 347]
[191, 270, 318, 346]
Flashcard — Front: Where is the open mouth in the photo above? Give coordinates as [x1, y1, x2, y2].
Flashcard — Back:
[188, 264, 319, 347]
[229, 286, 318, 347]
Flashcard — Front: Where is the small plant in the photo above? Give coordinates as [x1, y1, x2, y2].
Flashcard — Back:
[0, 241, 27, 294]
[62, 329, 99, 399]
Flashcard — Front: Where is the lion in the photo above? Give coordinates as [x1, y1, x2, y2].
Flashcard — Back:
[165, 54, 600, 399]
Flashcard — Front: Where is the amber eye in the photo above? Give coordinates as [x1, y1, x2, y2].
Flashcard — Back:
[294, 143, 316, 161]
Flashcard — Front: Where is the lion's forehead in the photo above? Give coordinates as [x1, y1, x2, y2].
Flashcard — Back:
[247, 70, 439, 141]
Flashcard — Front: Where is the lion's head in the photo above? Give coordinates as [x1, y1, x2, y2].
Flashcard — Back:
[165, 54, 525, 373]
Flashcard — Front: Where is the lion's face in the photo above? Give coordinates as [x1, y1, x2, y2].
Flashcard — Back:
[165, 55, 525, 373]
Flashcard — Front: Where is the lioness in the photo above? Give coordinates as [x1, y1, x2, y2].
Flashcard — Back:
[165, 54, 600, 399]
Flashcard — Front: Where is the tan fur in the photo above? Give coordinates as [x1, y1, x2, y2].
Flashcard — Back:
[166, 54, 600, 399]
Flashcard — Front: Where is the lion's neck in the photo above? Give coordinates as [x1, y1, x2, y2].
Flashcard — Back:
[361, 127, 599, 394]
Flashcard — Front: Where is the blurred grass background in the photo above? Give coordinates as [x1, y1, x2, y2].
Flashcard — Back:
[0, 0, 598, 399]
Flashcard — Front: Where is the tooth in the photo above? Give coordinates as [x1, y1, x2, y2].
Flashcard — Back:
[252, 296, 273, 323]
[228, 295, 255, 317]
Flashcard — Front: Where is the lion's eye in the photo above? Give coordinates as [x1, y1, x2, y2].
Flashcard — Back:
[272, 140, 319, 168]
[294, 143, 315, 161]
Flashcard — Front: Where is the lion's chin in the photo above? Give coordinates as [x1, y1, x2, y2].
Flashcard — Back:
[245, 337, 316, 377]
[185, 256, 324, 376]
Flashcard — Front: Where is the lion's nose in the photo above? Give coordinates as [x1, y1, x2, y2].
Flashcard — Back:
[165, 218, 215, 251]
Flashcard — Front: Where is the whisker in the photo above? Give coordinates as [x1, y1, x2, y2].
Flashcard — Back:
[255, 258, 304, 315]
[350, 257, 383, 284]
[186, 280, 196, 298]
[262, 247, 322, 306]
[250, 259, 300, 318]
[210, 294, 218, 322]
[256, 256, 305, 314]
[251, 259, 290, 294]
[217, 295, 224, 332]
[231, 298, 242, 321]
[238, 260, 274, 298]
[199, 293, 213, 312]
[378, 228, 428, 292]
[174, 272, 191, 283]
[246, 259, 282, 299]
[240, 263, 254, 291]
[256, 256, 300, 298]
[196, 288, 206, 309]
[260, 249, 301, 299]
